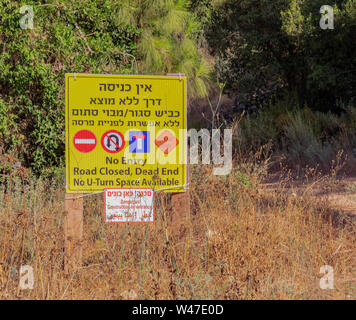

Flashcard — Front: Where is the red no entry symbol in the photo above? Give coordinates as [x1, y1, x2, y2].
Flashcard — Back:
[101, 130, 125, 153]
[73, 130, 97, 153]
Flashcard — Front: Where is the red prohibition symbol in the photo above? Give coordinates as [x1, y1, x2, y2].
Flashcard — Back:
[101, 130, 125, 153]
[73, 130, 97, 153]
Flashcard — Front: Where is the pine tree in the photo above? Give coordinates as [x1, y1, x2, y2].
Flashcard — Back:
[119, 0, 211, 98]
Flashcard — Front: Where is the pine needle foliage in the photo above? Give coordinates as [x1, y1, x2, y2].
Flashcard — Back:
[134, 0, 211, 97]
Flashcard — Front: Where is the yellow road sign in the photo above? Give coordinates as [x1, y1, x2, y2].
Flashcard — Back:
[65, 74, 187, 193]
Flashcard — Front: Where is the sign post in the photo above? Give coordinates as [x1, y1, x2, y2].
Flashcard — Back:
[64, 193, 83, 273]
[65, 73, 188, 270]
[170, 165, 190, 253]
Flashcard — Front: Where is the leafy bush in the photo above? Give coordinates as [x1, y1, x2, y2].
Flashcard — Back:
[0, 0, 210, 175]
[234, 100, 356, 170]
[282, 111, 335, 168]
[207, 0, 356, 111]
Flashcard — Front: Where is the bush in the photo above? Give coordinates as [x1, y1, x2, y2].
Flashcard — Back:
[234, 99, 356, 170]
[207, 0, 356, 111]
[282, 111, 335, 169]
[0, 0, 211, 175]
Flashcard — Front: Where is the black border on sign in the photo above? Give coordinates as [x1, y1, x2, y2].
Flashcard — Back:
[66, 74, 186, 193]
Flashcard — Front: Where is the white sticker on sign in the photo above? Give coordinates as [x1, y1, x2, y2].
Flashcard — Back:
[105, 188, 154, 223]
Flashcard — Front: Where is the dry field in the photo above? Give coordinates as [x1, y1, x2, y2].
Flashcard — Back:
[0, 162, 355, 300]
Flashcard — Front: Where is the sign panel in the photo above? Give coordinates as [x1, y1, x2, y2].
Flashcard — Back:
[105, 188, 154, 223]
[65, 74, 187, 193]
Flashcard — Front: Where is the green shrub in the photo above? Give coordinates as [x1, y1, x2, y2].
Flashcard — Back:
[0, 0, 210, 175]
[234, 99, 356, 170]
[282, 111, 335, 168]
[207, 0, 356, 111]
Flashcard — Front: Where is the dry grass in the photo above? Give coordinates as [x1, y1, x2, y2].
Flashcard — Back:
[0, 163, 355, 300]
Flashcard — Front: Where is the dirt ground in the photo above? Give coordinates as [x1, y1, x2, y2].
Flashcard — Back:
[262, 174, 356, 216]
